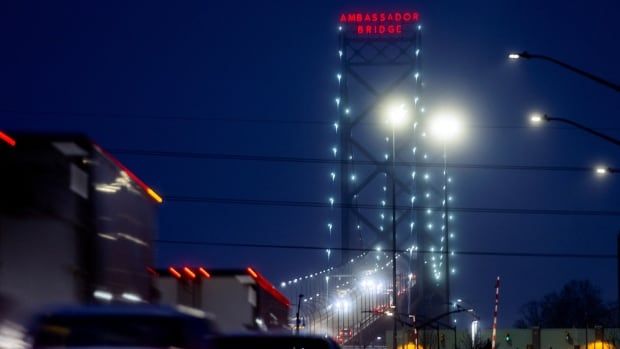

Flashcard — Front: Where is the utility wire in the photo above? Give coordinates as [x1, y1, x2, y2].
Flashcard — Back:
[1, 108, 618, 131]
[165, 195, 620, 217]
[0, 109, 325, 125]
[155, 239, 617, 260]
[110, 148, 602, 173]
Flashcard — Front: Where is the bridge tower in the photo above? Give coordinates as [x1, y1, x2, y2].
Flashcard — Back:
[329, 11, 450, 320]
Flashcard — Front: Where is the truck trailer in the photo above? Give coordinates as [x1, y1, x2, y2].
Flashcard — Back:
[156, 267, 290, 333]
[0, 132, 161, 323]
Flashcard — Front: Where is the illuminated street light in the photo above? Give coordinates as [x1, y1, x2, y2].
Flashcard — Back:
[429, 113, 464, 142]
[383, 101, 410, 349]
[529, 113, 546, 125]
[596, 166, 609, 175]
[508, 51, 620, 93]
[595, 166, 619, 176]
[385, 103, 409, 128]
[428, 107, 466, 320]
[528, 113, 620, 148]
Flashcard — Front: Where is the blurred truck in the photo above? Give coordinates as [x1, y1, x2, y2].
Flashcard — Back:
[155, 267, 290, 333]
[0, 132, 161, 323]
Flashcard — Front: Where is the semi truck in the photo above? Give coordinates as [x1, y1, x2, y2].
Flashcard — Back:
[155, 267, 290, 333]
[0, 132, 161, 323]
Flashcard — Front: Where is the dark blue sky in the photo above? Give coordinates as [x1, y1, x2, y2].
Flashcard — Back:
[1, 1, 619, 327]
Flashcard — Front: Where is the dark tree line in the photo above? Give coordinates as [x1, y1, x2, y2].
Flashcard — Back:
[515, 280, 615, 328]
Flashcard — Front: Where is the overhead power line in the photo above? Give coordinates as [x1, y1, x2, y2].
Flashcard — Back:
[0, 108, 325, 125]
[1, 108, 618, 131]
[155, 239, 617, 260]
[165, 195, 620, 217]
[110, 148, 599, 174]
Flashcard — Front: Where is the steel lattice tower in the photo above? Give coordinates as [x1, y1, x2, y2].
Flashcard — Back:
[330, 14, 450, 321]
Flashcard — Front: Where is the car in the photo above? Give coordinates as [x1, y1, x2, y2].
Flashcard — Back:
[208, 334, 341, 349]
[335, 328, 353, 344]
[26, 304, 217, 349]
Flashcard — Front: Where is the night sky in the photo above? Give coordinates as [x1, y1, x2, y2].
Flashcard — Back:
[1, 1, 619, 327]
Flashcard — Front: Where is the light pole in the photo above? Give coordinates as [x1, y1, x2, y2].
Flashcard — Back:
[385, 103, 409, 349]
[530, 114, 619, 177]
[325, 276, 329, 301]
[530, 113, 620, 148]
[296, 294, 304, 335]
[430, 112, 464, 319]
[508, 51, 620, 93]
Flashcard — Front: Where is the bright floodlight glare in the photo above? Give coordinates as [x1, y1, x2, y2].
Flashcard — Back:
[595, 166, 609, 175]
[430, 114, 463, 142]
[508, 53, 520, 60]
[386, 103, 408, 127]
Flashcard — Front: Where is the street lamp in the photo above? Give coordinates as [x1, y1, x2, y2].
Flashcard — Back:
[595, 166, 609, 176]
[429, 109, 465, 321]
[386, 103, 409, 127]
[527, 113, 620, 148]
[529, 113, 544, 125]
[325, 276, 329, 301]
[450, 299, 480, 319]
[429, 114, 464, 142]
[595, 166, 619, 176]
[296, 294, 305, 335]
[384, 101, 410, 349]
[508, 51, 620, 92]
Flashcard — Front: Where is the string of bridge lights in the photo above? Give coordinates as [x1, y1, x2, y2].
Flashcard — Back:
[279, 251, 369, 288]
[411, 34, 446, 283]
[282, 254, 406, 314]
[325, 51, 337, 267]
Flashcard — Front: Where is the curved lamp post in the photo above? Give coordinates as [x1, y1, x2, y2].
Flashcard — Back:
[530, 113, 620, 148]
[509, 51, 620, 92]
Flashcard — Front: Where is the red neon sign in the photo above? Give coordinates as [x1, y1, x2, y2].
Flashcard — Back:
[338, 11, 420, 36]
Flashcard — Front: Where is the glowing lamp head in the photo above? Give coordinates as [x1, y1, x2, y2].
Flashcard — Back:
[595, 166, 609, 176]
[430, 114, 463, 142]
[508, 53, 521, 60]
[529, 113, 545, 125]
[386, 103, 409, 128]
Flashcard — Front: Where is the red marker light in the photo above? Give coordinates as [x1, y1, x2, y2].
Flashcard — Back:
[169, 267, 182, 278]
[246, 267, 291, 308]
[0, 131, 16, 147]
[146, 188, 163, 204]
[247, 267, 258, 278]
[183, 267, 196, 279]
[199, 267, 211, 278]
